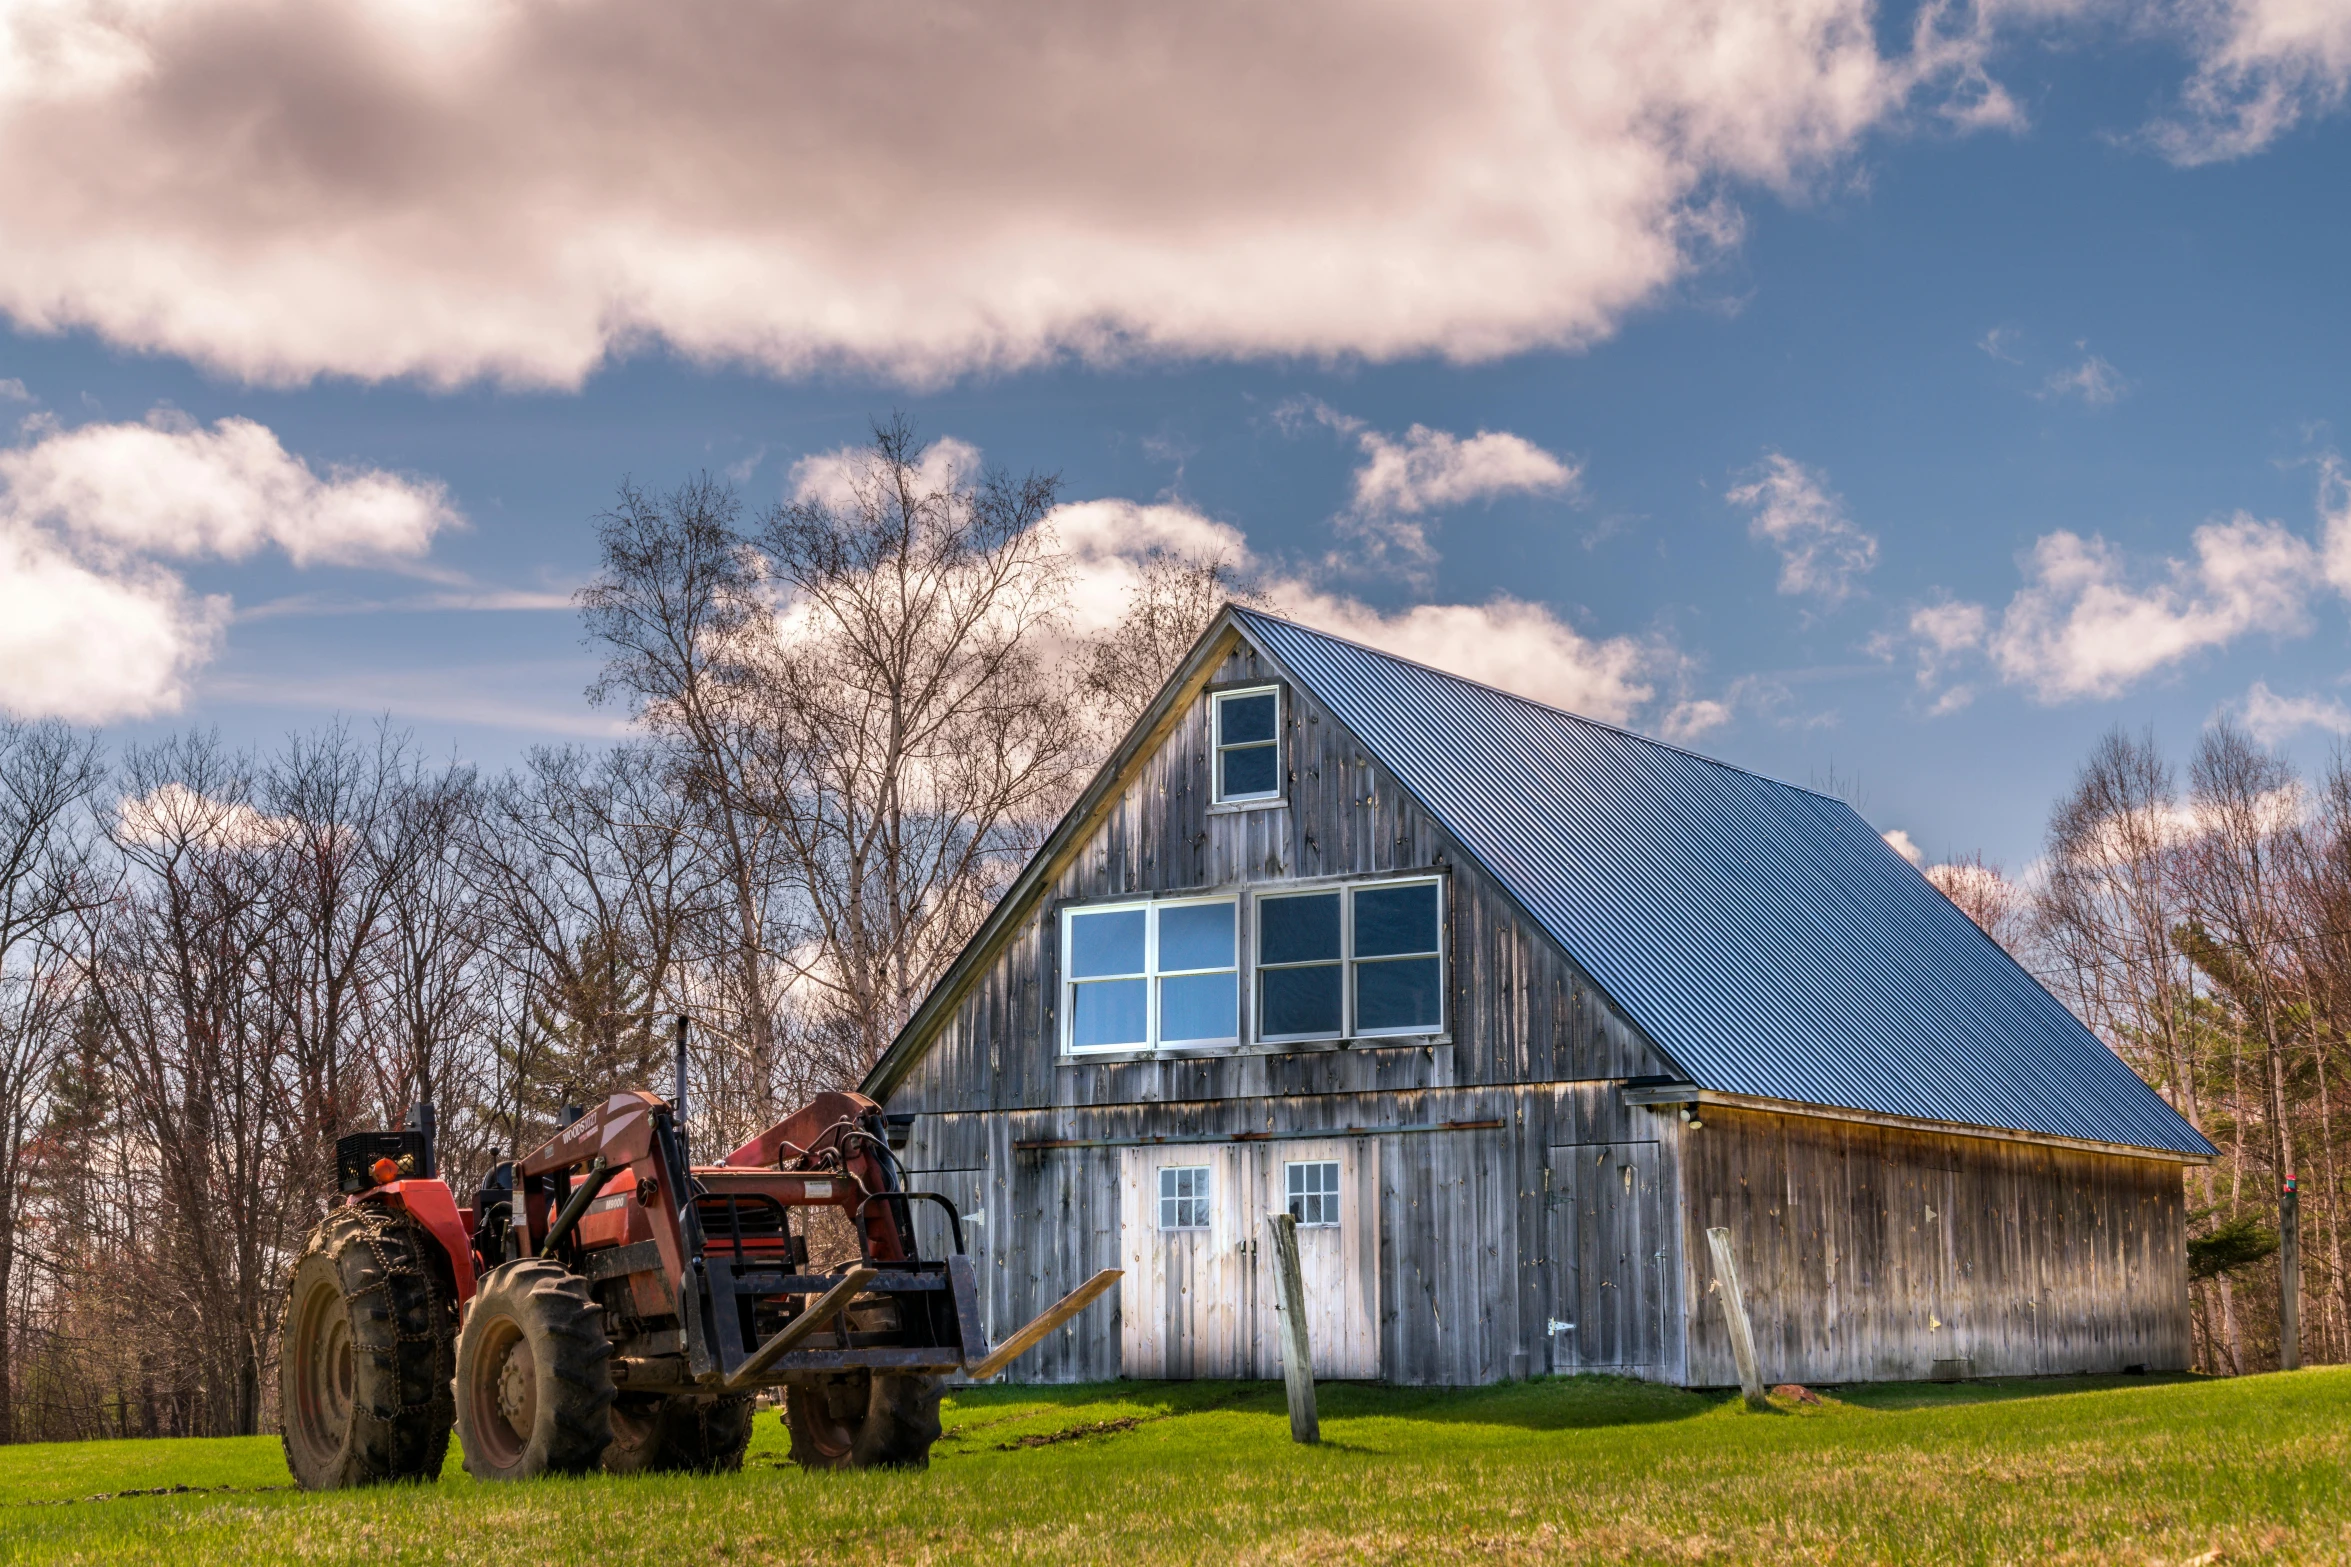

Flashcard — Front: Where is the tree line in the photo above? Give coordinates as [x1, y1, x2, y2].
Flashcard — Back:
[0, 421, 1243, 1442]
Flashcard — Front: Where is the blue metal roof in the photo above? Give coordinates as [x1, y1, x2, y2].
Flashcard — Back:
[1239, 610, 2214, 1157]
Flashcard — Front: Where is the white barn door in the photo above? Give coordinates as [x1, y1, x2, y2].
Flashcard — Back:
[1119, 1140, 1379, 1380]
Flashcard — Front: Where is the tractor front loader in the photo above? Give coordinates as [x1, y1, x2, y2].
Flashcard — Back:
[279, 1090, 1118, 1489]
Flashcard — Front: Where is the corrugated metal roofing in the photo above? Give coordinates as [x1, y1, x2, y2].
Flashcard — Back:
[1238, 609, 2214, 1157]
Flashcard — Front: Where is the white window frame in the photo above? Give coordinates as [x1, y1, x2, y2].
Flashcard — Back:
[1251, 874, 1446, 1045]
[1253, 887, 1347, 1046]
[1061, 896, 1242, 1056]
[1211, 685, 1284, 805]
[1159, 1165, 1212, 1231]
[1347, 875, 1447, 1041]
[1285, 1160, 1341, 1228]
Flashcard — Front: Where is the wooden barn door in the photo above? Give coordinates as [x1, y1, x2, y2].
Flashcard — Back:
[1118, 1146, 1256, 1378]
[1546, 1141, 1667, 1374]
[1242, 1140, 1381, 1380]
[1118, 1140, 1380, 1380]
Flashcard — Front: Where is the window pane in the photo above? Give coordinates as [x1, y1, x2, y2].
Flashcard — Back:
[1160, 972, 1237, 1043]
[1355, 956, 1442, 1033]
[1068, 907, 1145, 978]
[1071, 978, 1148, 1048]
[1158, 901, 1234, 971]
[1259, 893, 1341, 965]
[1218, 691, 1277, 744]
[1353, 882, 1439, 958]
[1159, 1165, 1210, 1230]
[1260, 963, 1342, 1037]
[1219, 742, 1279, 799]
[1286, 1161, 1340, 1227]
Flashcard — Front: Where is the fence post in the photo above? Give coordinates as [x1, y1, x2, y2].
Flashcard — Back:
[1705, 1226, 1769, 1411]
[1263, 1211, 1319, 1444]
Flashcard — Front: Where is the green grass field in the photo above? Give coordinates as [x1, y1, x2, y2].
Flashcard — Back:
[1, 1369, 2346, 1564]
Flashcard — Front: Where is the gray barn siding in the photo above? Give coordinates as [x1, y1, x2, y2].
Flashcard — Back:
[1679, 1106, 2190, 1385]
[902, 1082, 1682, 1385]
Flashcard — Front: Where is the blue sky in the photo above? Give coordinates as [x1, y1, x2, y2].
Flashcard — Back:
[3, 0, 2350, 876]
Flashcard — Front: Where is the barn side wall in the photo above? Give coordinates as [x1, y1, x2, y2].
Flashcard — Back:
[887, 635, 1686, 1385]
[1679, 1105, 2192, 1385]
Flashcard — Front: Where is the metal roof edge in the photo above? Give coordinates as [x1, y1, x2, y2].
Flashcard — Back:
[1623, 1086, 2216, 1164]
[1229, 606, 1848, 807]
[861, 607, 1255, 1102]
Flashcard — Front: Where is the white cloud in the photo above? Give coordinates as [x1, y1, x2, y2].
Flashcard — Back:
[1977, 326, 2024, 363]
[0, 413, 457, 565]
[1988, 516, 2315, 701]
[2239, 680, 2351, 744]
[2040, 346, 2128, 406]
[0, 377, 27, 401]
[0, 0, 1993, 388]
[2146, 0, 2351, 162]
[1350, 426, 1579, 517]
[1050, 496, 1671, 726]
[1727, 452, 1877, 604]
[0, 412, 461, 721]
[115, 781, 294, 851]
[1883, 827, 1927, 865]
[0, 523, 224, 722]
[1902, 510, 2318, 710]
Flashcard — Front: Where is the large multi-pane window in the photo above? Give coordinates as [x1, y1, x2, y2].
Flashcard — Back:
[1159, 1166, 1211, 1230]
[1212, 687, 1282, 803]
[1255, 876, 1444, 1042]
[1063, 898, 1239, 1052]
[1286, 1160, 1340, 1227]
[1061, 876, 1441, 1055]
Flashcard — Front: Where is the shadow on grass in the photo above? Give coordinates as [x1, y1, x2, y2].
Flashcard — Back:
[944, 1375, 1723, 1435]
[1824, 1372, 2206, 1411]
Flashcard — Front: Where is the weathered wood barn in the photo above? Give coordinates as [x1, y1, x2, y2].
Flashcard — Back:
[867, 608, 2216, 1387]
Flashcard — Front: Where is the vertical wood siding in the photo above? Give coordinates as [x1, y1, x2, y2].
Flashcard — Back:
[1678, 1106, 2191, 1384]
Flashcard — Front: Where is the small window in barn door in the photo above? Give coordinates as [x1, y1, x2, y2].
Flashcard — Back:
[1285, 1160, 1340, 1227]
[1212, 687, 1282, 803]
[1159, 1166, 1212, 1230]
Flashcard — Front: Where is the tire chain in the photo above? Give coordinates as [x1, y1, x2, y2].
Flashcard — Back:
[335, 1204, 458, 1422]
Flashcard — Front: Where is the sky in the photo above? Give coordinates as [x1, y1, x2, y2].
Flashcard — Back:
[3, 0, 2351, 876]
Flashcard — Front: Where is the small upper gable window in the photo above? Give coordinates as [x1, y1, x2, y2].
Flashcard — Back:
[1212, 687, 1282, 804]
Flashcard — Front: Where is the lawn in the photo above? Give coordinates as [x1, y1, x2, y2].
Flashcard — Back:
[2, 1369, 2347, 1565]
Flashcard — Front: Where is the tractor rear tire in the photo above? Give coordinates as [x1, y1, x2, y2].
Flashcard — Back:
[785, 1372, 943, 1471]
[604, 1393, 754, 1475]
[279, 1203, 458, 1490]
[454, 1259, 615, 1480]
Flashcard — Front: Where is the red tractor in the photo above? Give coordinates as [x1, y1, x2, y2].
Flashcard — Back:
[279, 1088, 1115, 1488]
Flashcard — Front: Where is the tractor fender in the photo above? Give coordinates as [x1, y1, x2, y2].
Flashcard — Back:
[361, 1180, 478, 1305]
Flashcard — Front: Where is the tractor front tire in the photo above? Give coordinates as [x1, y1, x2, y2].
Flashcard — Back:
[279, 1203, 458, 1490]
[454, 1259, 615, 1480]
[604, 1393, 754, 1475]
[785, 1372, 943, 1471]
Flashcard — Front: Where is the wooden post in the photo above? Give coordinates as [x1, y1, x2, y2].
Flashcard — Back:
[2280, 1176, 2301, 1370]
[1705, 1226, 1769, 1411]
[1263, 1212, 1319, 1444]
